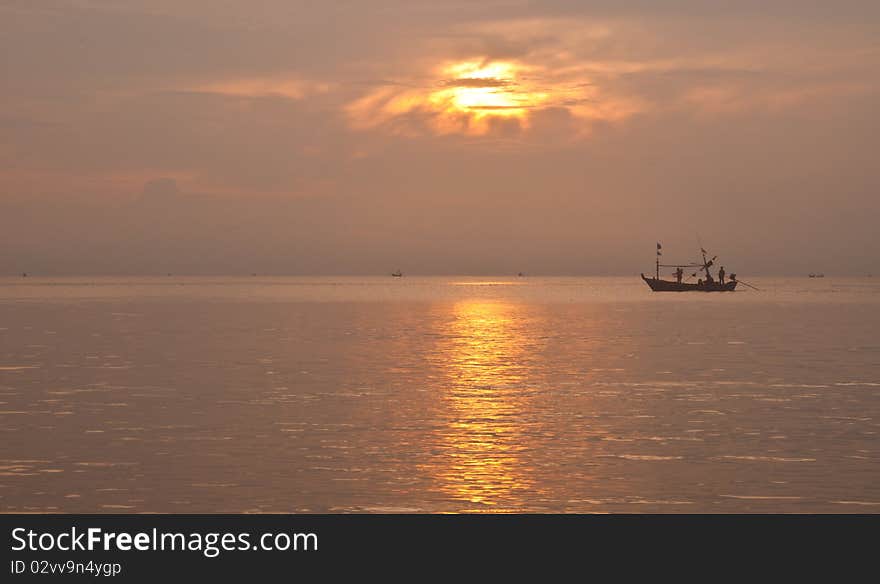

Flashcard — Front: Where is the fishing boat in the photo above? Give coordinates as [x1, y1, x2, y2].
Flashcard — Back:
[641, 243, 737, 292]
[391, 270, 403, 277]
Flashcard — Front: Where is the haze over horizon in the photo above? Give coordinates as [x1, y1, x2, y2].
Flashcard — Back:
[2, 1, 878, 276]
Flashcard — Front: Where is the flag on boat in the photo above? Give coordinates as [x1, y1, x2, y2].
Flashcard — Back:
[657, 242, 662, 256]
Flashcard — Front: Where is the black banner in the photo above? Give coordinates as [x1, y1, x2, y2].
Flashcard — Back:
[1, 514, 876, 579]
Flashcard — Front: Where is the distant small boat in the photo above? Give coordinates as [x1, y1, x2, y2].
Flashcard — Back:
[641, 243, 737, 292]
[808, 273, 825, 278]
[391, 270, 403, 277]
[517, 272, 525, 277]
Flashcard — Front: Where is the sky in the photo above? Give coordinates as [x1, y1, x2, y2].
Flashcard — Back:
[1, 0, 878, 275]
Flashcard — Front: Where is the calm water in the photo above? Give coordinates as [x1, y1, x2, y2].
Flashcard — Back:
[1, 276, 878, 513]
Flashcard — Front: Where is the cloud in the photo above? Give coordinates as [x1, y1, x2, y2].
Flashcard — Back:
[183, 77, 334, 100]
[441, 77, 514, 88]
[342, 13, 880, 140]
[345, 56, 644, 138]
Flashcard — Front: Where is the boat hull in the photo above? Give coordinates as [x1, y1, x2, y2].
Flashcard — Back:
[641, 274, 737, 292]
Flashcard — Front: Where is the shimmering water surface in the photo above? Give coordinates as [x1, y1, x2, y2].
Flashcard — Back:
[1, 276, 878, 513]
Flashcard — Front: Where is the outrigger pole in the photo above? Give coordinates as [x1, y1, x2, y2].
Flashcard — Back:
[736, 279, 761, 291]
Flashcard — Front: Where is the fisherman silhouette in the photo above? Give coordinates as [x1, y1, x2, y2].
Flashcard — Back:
[675, 267, 684, 283]
[719, 266, 726, 284]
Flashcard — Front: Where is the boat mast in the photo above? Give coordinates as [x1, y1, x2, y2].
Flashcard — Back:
[656, 242, 661, 279]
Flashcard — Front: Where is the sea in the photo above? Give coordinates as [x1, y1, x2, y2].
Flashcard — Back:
[1, 276, 878, 513]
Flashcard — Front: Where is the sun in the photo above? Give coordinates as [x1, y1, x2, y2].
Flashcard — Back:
[344, 57, 636, 137]
[428, 60, 548, 121]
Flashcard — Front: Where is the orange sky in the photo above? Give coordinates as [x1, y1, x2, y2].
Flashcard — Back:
[1, 1, 879, 274]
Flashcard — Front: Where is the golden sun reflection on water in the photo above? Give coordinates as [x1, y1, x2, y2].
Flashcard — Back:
[430, 301, 538, 512]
